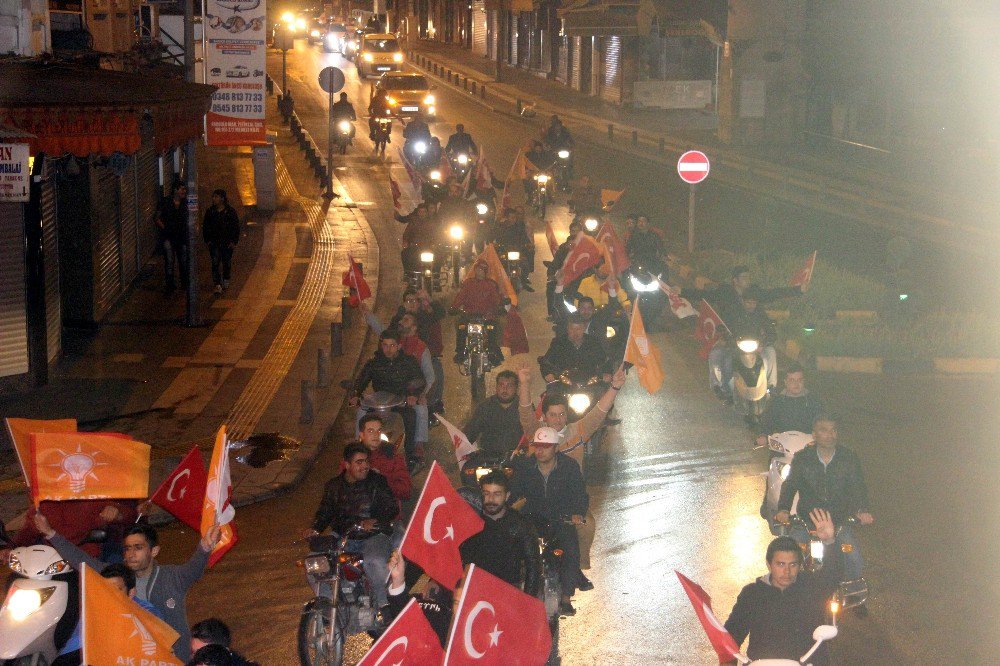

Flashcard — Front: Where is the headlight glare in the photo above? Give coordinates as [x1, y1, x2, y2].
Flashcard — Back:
[393, 52, 404, 62]
[363, 53, 374, 62]
[558, 149, 570, 159]
[467, 323, 484, 335]
[476, 203, 488, 215]
[568, 393, 591, 414]
[449, 225, 464, 240]
[338, 121, 351, 132]
[737, 339, 760, 353]
[8, 587, 56, 622]
[304, 555, 331, 575]
[507, 250, 520, 261]
[429, 170, 442, 181]
[420, 251, 434, 263]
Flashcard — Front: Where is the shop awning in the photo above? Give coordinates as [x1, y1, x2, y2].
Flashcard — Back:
[559, 0, 654, 37]
[0, 62, 216, 157]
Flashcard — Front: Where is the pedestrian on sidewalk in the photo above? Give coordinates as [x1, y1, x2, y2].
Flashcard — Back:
[156, 182, 190, 293]
[202, 189, 241, 294]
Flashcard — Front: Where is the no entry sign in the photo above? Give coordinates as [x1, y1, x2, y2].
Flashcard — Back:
[677, 150, 710, 185]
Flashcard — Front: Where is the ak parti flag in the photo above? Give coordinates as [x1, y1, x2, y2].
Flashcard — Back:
[596, 222, 630, 272]
[624, 303, 664, 393]
[4, 417, 77, 487]
[544, 220, 559, 255]
[81, 563, 182, 666]
[150, 445, 207, 530]
[559, 233, 602, 286]
[789, 250, 817, 291]
[444, 564, 551, 665]
[502, 306, 530, 355]
[29, 432, 149, 504]
[341, 254, 373, 307]
[468, 244, 518, 307]
[695, 300, 728, 360]
[436, 413, 478, 464]
[200, 426, 237, 566]
[600, 188, 626, 211]
[358, 597, 445, 666]
[400, 461, 484, 590]
[675, 571, 742, 664]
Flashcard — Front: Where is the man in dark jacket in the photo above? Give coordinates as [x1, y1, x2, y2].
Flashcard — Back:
[34, 515, 221, 661]
[390, 288, 445, 417]
[775, 415, 874, 582]
[724, 508, 842, 665]
[156, 182, 189, 292]
[539, 313, 611, 383]
[350, 330, 426, 465]
[202, 189, 240, 293]
[510, 427, 588, 616]
[463, 370, 523, 458]
[460, 470, 542, 597]
[756, 364, 824, 445]
[305, 443, 398, 607]
[729, 286, 779, 388]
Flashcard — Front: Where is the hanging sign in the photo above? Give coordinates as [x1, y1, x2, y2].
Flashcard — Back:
[0, 143, 30, 203]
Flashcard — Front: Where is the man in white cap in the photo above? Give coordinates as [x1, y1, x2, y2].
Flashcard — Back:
[510, 426, 589, 616]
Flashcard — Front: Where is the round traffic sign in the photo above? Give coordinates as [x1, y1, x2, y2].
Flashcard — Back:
[677, 150, 710, 185]
[318, 67, 346, 94]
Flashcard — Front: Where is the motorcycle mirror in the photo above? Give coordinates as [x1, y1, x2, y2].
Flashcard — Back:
[813, 624, 838, 641]
[83, 529, 108, 544]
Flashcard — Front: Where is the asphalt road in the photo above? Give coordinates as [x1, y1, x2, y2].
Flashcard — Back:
[154, 39, 999, 664]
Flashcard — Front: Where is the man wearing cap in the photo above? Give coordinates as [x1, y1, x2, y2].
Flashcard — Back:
[509, 426, 588, 616]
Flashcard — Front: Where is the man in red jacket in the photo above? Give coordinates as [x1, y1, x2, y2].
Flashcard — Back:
[354, 414, 411, 509]
[452, 260, 505, 365]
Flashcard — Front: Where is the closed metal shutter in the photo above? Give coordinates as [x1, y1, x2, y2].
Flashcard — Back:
[508, 13, 517, 65]
[0, 202, 29, 378]
[601, 36, 622, 104]
[516, 13, 529, 67]
[487, 10, 498, 59]
[557, 35, 568, 83]
[471, 0, 487, 55]
[93, 166, 122, 319]
[39, 173, 61, 363]
[119, 159, 138, 286]
[136, 146, 159, 265]
[571, 36, 582, 91]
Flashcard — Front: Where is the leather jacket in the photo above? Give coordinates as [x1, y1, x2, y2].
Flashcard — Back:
[311, 471, 398, 536]
[777, 444, 870, 525]
[353, 350, 426, 397]
[460, 508, 542, 597]
[539, 333, 610, 379]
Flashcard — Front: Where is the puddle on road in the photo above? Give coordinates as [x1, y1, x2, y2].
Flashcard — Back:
[230, 432, 301, 468]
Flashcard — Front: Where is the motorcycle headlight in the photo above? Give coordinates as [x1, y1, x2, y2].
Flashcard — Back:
[7, 587, 56, 622]
[393, 52, 404, 62]
[386, 96, 396, 105]
[43, 560, 69, 576]
[568, 393, 591, 414]
[476, 203, 489, 215]
[558, 149, 570, 159]
[304, 555, 331, 575]
[420, 251, 435, 263]
[606, 326, 616, 339]
[584, 217, 599, 232]
[475, 467, 491, 481]
[457, 153, 468, 165]
[779, 463, 791, 480]
[363, 52, 374, 62]
[535, 174, 549, 184]
[737, 339, 760, 353]
[467, 323, 483, 335]
[507, 250, 520, 261]
[429, 170, 442, 181]
[424, 94, 435, 105]
[629, 274, 658, 292]
[338, 120, 351, 133]
[809, 541, 825, 561]
[449, 224, 464, 240]
[311, 29, 321, 38]
[280, 11, 294, 23]
[325, 33, 337, 45]
[414, 141, 427, 154]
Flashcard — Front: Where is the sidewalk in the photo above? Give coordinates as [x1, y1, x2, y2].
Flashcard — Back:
[407, 40, 997, 252]
[0, 94, 378, 530]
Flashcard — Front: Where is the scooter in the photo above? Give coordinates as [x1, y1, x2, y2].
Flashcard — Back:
[732, 336, 769, 427]
[0, 530, 105, 665]
[333, 119, 355, 155]
[758, 430, 813, 526]
[737, 623, 839, 665]
[372, 110, 392, 158]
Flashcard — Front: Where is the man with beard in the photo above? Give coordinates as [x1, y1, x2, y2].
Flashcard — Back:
[463, 370, 524, 458]
[459, 471, 542, 596]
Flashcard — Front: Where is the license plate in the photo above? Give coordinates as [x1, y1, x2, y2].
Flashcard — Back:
[401, 106, 419, 112]
[376, 66, 391, 71]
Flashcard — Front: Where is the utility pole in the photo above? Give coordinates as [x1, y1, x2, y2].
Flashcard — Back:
[184, 0, 202, 326]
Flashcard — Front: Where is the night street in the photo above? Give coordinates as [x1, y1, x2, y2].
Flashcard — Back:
[145, 41, 999, 664]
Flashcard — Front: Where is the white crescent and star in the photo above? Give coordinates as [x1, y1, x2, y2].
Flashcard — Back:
[422, 496, 455, 545]
[372, 636, 408, 666]
[463, 601, 501, 659]
[165, 468, 191, 502]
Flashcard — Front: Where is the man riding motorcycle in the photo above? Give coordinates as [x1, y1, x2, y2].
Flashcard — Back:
[546, 220, 582, 318]
[368, 88, 392, 141]
[451, 259, 505, 367]
[398, 202, 444, 275]
[543, 115, 574, 152]
[539, 313, 612, 384]
[489, 207, 536, 292]
[730, 285, 779, 389]
[624, 215, 666, 277]
[331, 92, 357, 124]
[755, 364, 825, 447]
[445, 123, 478, 158]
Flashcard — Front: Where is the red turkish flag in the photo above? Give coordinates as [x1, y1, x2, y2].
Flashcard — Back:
[397, 147, 424, 191]
[341, 254, 372, 307]
[149, 445, 207, 530]
[789, 250, 817, 291]
[675, 571, 743, 663]
[400, 461, 484, 590]
[358, 598, 444, 666]
[544, 220, 559, 256]
[695, 300, 727, 360]
[444, 564, 552, 665]
[502, 306, 529, 355]
[595, 222, 631, 272]
[559, 233, 602, 286]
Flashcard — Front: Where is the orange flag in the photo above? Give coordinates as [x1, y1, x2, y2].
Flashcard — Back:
[465, 244, 518, 307]
[201, 426, 237, 566]
[81, 563, 182, 666]
[4, 417, 77, 487]
[624, 302, 664, 393]
[601, 188, 626, 211]
[29, 432, 149, 504]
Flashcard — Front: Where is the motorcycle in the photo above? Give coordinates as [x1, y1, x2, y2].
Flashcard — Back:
[448, 151, 475, 181]
[626, 264, 666, 331]
[554, 148, 573, 192]
[738, 623, 839, 665]
[0, 530, 106, 665]
[759, 430, 813, 525]
[472, 199, 495, 253]
[372, 110, 392, 158]
[496, 244, 524, 294]
[402, 136, 437, 171]
[541, 369, 612, 463]
[531, 172, 552, 218]
[333, 119, 355, 155]
[456, 313, 497, 403]
[297, 527, 388, 666]
[441, 220, 472, 288]
[404, 246, 441, 294]
[459, 450, 514, 489]
[732, 336, 769, 427]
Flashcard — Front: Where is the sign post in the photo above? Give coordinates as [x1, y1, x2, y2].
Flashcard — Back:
[676, 150, 710, 253]
[318, 66, 346, 199]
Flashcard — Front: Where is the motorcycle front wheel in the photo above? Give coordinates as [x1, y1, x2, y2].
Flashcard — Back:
[298, 597, 344, 666]
[470, 354, 486, 403]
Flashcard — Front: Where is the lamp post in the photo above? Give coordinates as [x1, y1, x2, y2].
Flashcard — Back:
[183, 0, 202, 326]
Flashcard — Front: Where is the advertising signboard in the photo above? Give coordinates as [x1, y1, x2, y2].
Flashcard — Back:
[0, 143, 30, 203]
[204, 0, 267, 145]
